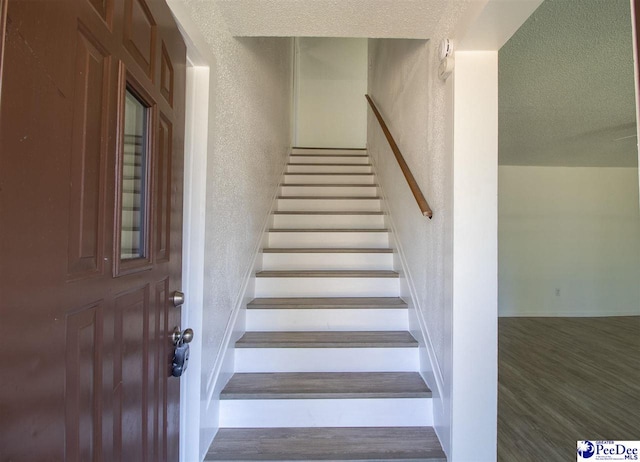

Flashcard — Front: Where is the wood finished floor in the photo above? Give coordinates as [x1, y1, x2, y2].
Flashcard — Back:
[255, 270, 399, 278]
[221, 372, 431, 400]
[262, 248, 394, 254]
[247, 297, 407, 309]
[272, 211, 383, 215]
[498, 316, 640, 462]
[267, 229, 389, 233]
[206, 427, 446, 461]
[235, 331, 418, 348]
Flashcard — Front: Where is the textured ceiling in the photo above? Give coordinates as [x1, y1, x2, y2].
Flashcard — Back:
[499, 0, 638, 167]
[182, 0, 474, 39]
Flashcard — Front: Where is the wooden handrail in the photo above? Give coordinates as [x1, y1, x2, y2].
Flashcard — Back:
[365, 94, 433, 219]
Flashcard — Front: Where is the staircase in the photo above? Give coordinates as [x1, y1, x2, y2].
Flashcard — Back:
[206, 148, 446, 461]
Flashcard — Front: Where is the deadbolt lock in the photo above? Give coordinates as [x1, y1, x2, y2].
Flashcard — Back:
[170, 290, 185, 307]
[171, 327, 194, 378]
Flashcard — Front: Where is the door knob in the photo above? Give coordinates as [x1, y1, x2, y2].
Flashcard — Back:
[170, 290, 185, 307]
[171, 327, 194, 346]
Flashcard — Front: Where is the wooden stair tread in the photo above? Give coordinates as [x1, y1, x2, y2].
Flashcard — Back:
[206, 427, 446, 461]
[256, 270, 398, 278]
[278, 196, 381, 200]
[293, 147, 367, 150]
[247, 297, 408, 309]
[262, 248, 393, 253]
[268, 228, 388, 233]
[284, 172, 374, 176]
[291, 154, 370, 158]
[235, 331, 418, 348]
[288, 163, 371, 167]
[283, 183, 378, 187]
[220, 372, 431, 399]
[273, 211, 384, 215]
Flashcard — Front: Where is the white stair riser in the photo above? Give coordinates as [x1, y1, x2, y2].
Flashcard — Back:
[262, 252, 393, 271]
[277, 198, 381, 212]
[255, 277, 399, 297]
[268, 232, 389, 248]
[290, 155, 370, 165]
[281, 186, 378, 197]
[284, 174, 374, 184]
[235, 347, 419, 373]
[246, 308, 408, 331]
[287, 164, 372, 174]
[292, 148, 367, 155]
[219, 398, 432, 428]
[272, 214, 385, 229]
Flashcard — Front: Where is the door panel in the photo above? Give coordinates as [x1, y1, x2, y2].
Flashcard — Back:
[113, 285, 149, 462]
[123, 0, 156, 80]
[67, 25, 110, 278]
[65, 302, 104, 462]
[160, 43, 174, 106]
[87, 0, 114, 26]
[156, 114, 173, 262]
[0, 0, 186, 460]
[0, 0, 7, 104]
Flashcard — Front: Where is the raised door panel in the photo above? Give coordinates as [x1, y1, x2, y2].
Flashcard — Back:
[155, 114, 172, 262]
[86, 0, 113, 26]
[160, 42, 174, 106]
[67, 24, 110, 279]
[113, 286, 150, 462]
[154, 278, 170, 462]
[123, 0, 156, 80]
[0, 0, 7, 88]
[65, 303, 103, 462]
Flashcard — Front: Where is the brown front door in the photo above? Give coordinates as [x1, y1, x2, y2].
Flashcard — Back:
[0, 0, 186, 460]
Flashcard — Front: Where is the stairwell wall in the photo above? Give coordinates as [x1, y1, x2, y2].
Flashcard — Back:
[367, 38, 454, 453]
[169, 2, 294, 459]
[200, 37, 293, 459]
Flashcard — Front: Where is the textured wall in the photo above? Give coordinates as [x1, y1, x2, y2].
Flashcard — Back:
[295, 38, 367, 148]
[212, 0, 468, 38]
[179, 0, 293, 428]
[499, 166, 640, 316]
[367, 37, 453, 449]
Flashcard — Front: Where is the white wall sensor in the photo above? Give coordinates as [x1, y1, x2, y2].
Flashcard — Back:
[439, 39, 454, 60]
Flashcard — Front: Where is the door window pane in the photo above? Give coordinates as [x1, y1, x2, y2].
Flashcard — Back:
[120, 89, 148, 260]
